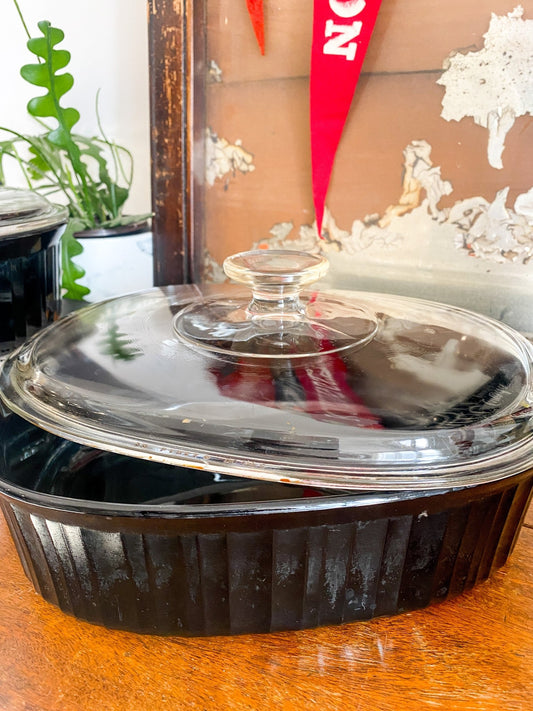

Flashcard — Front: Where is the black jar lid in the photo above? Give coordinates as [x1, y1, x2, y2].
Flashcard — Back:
[0, 187, 68, 239]
[2, 250, 533, 491]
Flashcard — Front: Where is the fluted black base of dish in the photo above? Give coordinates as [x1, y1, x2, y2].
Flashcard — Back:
[1, 472, 531, 636]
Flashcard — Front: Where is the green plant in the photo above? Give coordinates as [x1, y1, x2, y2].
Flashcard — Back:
[0, 7, 150, 299]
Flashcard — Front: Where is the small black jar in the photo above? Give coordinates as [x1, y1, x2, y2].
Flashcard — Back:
[0, 187, 68, 354]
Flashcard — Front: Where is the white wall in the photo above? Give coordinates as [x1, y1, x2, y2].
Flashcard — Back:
[0, 0, 151, 215]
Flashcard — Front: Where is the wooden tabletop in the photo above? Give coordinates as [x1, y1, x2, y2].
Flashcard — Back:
[0, 506, 531, 711]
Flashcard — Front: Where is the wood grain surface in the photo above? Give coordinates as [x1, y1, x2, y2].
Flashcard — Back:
[0, 505, 531, 711]
[148, 0, 189, 287]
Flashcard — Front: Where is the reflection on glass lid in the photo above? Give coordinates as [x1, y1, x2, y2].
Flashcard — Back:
[1, 252, 533, 490]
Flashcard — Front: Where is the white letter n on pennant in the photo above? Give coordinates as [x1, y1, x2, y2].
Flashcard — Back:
[323, 20, 363, 61]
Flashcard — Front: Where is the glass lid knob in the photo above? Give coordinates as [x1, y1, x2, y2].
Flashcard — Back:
[174, 250, 378, 358]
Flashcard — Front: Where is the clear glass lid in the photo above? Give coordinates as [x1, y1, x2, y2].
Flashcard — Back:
[0, 187, 68, 238]
[2, 249, 533, 491]
[175, 250, 378, 357]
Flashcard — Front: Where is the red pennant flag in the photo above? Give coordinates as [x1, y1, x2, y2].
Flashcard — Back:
[246, 0, 265, 55]
[311, 0, 383, 235]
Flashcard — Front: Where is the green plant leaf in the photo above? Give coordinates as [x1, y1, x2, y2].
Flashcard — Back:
[75, 135, 129, 219]
[98, 184, 129, 213]
[0, 139, 16, 182]
[27, 138, 60, 177]
[102, 213, 153, 228]
[19, 20, 101, 220]
[48, 118, 80, 147]
[0, 142, 10, 184]
[22, 22, 78, 129]
[27, 22, 65, 57]
[29, 86, 75, 122]
[61, 219, 91, 300]
[0, 139, 16, 152]
[4, 16, 138, 231]
[21, 56, 71, 87]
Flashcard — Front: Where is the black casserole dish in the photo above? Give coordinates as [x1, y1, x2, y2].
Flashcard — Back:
[0, 250, 532, 635]
[0, 188, 67, 354]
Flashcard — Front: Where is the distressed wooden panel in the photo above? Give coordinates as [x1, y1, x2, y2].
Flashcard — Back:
[204, 70, 533, 264]
[206, 0, 530, 82]
[149, 0, 533, 300]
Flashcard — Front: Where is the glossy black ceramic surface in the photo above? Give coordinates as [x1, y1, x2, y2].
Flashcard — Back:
[0, 228, 61, 353]
[0, 413, 531, 636]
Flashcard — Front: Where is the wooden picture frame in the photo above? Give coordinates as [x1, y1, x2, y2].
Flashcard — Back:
[148, 0, 205, 286]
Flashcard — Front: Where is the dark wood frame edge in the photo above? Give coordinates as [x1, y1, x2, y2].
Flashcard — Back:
[148, 0, 205, 286]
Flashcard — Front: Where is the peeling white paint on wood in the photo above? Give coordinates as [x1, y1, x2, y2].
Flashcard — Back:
[438, 6, 533, 169]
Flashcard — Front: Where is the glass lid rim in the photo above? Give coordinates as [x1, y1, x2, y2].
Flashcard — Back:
[2, 368, 533, 492]
[0, 187, 69, 236]
[2, 283, 533, 492]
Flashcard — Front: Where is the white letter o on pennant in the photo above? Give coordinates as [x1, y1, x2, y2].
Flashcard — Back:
[328, 0, 366, 19]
